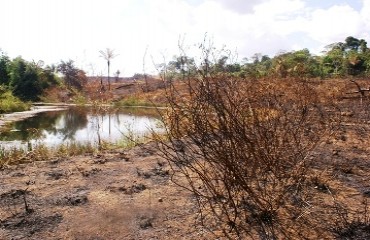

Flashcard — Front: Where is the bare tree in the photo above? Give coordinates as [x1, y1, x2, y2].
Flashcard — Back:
[99, 48, 118, 91]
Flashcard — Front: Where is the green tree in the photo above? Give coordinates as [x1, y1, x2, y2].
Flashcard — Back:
[359, 39, 368, 53]
[271, 49, 321, 78]
[40, 64, 60, 89]
[0, 50, 10, 86]
[243, 54, 272, 78]
[8, 57, 43, 101]
[363, 50, 370, 76]
[322, 37, 369, 77]
[57, 60, 86, 90]
[322, 46, 345, 77]
[345, 49, 366, 75]
[345, 36, 361, 51]
[343, 37, 368, 76]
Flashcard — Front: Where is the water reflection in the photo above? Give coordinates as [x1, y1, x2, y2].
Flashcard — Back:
[0, 107, 162, 148]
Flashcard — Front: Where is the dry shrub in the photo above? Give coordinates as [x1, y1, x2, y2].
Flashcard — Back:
[331, 198, 370, 239]
[83, 79, 114, 102]
[40, 86, 70, 102]
[155, 55, 340, 238]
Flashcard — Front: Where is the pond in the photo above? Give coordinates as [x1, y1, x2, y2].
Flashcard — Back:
[0, 106, 163, 150]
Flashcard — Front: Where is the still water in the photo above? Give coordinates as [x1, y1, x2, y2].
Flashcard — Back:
[0, 106, 163, 149]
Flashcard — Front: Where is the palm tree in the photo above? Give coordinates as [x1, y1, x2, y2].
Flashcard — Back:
[99, 48, 118, 91]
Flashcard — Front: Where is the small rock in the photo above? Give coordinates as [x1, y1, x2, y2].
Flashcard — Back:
[139, 218, 153, 229]
[158, 198, 163, 202]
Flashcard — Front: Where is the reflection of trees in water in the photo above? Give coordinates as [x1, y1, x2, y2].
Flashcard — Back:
[89, 113, 103, 149]
[58, 108, 88, 140]
[0, 107, 159, 144]
[0, 108, 88, 142]
[0, 111, 62, 141]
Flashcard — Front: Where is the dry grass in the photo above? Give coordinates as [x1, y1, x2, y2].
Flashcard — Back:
[0, 142, 96, 168]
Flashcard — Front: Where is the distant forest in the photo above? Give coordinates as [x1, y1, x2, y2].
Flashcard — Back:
[162, 36, 370, 80]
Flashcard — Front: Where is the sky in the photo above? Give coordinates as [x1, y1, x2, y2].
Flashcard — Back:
[0, 0, 369, 76]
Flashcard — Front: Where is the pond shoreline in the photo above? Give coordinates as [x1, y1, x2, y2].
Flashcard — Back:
[0, 103, 166, 131]
[0, 105, 68, 130]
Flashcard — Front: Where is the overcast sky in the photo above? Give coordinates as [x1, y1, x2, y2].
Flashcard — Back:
[0, 0, 369, 76]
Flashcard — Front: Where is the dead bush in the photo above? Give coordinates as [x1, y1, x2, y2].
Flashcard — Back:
[154, 49, 339, 239]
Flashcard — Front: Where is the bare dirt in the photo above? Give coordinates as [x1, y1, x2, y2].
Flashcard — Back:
[0, 141, 212, 240]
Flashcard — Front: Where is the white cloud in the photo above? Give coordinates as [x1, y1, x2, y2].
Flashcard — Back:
[254, 0, 306, 17]
[0, 0, 369, 76]
[305, 5, 363, 44]
[361, 0, 370, 38]
[211, 0, 269, 14]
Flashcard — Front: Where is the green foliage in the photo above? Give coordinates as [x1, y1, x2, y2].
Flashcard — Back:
[0, 87, 30, 113]
[243, 54, 272, 78]
[7, 57, 60, 101]
[40, 65, 61, 89]
[322, 48, 345, 77]
[10, 58, 42, 101]
[322, 36, 370, 77]
[162, 36, 370, 80]
[0, 50, 10, 85]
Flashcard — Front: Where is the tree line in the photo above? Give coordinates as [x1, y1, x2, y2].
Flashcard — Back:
[163, 36, 370, 80]
[0, 51, 86, 102]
